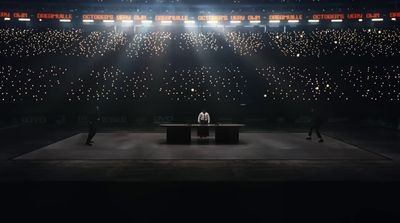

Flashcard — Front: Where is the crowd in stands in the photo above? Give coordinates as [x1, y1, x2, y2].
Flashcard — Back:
[125, 32, 171, 58]
[341, 65, 400, 102]
[0, 28, 126, 58]
[1, 64, 399, 102]
[67, 66, 153, 101]
[257, 66, 343, 101]
[159, 66, 247, 102]
[1, 26, 399, 103]
[176, 32, 266, 56]
[267, 28, 400, 58]
[0, 28, 399, 58]
[177, 32, 223, 52]
[256, 65, 400, 101]
[0, 66, 66, 102]
[225, 32, 266, 56]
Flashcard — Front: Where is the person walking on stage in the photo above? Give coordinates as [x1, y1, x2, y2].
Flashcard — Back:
[86, 105, 100, 146]
[306, 106, 324, 143]
[197, 109, 210, 138]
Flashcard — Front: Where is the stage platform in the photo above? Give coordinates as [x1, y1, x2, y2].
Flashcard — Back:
[15, 132, 385, 160]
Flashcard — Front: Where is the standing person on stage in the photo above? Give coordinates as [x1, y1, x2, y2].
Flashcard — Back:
[306, 105, 324, 143]
[86, 104, 101, 146]
[197, 109, 210, 138]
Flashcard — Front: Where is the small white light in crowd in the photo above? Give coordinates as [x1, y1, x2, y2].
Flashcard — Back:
[269, 20, 280, 24]
[103, 20, 115, 23]
[250, 20, 261, 24]
[308, 19, 319, 23]
[160, 20, 172, 25]
[39, 19, 43, 22]
[60, 19, 71, 23]
[83, 19, 94, 23]
[371, 18, 384, 22]
[358, 19, 363, 22]
[230, 20, 241, 24]
[391, 18, 397, 21]
[191, 88, 195, 92]
[18, 18, 31, 22]
[263, 94, 267, 98]
[4, 17, 11, 21]
[331, 19, 343, 23]
[142, 20, 153, 25]
[288, 20, 299, 23]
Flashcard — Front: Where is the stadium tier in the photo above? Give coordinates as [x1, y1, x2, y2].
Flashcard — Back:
[0, 1, 399, 118]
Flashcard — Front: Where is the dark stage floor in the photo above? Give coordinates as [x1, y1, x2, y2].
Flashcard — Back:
[16, 132, 383, 160]
[1, 124, 400, 222]
[1, 124, 399, 182]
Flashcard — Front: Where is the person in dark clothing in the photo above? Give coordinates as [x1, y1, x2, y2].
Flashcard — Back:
[86, 105, 100, 146]
[306, 106, 324, 143]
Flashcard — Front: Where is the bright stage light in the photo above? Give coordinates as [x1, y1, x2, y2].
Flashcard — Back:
[184, 20, 196, 27]
[184, 20, 196, 24]
[122, 20, 133, 24]
[142, 20, 153, 25]
[103, 20, 115, 23]
[288, 20, 299, 23]
[207, 20, 219, 24]
[4, 17, 10, 21]
[308, 19, 319, 23]
[83, 19, 94, 23]
[18, 18, 31, 22]
[249, 20, 261, 24]
[331, 19, 343, 23]
[230, 20, 241, 24]
[184, 20, 196, 26]
[371, 18, 383, 22]
[206, 20, 221, 27]
[269, 20, 280, 24]
[358, 19, 363, 22]
[392, 18, 397, 21]
[60, 19, 71, 23]
[161, 20, 172, 25]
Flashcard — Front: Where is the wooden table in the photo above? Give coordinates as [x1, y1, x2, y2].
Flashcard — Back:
[160, 124, 245, 144]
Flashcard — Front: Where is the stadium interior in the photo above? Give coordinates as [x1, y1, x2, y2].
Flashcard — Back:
[0, 0, 400, 222]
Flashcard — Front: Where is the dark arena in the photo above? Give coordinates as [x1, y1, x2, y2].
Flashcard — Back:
[1, 0, 400, 222]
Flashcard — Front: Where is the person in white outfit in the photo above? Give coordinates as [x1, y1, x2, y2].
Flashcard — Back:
[197, 109, 210, 138]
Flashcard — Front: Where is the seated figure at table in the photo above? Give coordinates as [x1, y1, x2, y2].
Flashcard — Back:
[197, 109, 210, 138]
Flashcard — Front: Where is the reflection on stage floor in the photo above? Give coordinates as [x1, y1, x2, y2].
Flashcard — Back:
[15, 132, 385, 160]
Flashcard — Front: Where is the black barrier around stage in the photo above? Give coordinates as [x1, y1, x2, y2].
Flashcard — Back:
[160, 124, 244, 144]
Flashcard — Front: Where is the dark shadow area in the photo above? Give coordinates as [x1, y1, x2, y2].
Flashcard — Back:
[1, 182, 399, 223]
